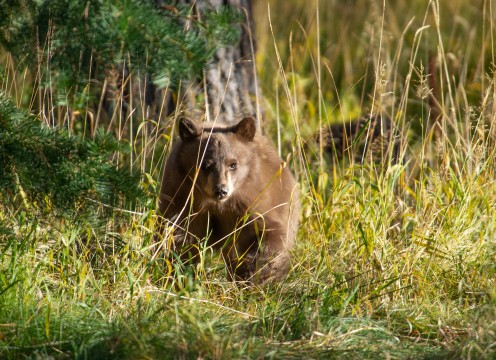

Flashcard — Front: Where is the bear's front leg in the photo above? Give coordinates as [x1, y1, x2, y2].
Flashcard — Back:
[226, 229, 292, 285]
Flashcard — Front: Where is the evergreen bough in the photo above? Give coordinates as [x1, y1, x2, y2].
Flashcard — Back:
[0, 91, 143, 218]
[0, 0, 243, 100]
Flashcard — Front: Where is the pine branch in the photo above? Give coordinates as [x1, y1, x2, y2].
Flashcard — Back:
[0, 0, 243, 90]
[0, 91, 144, 219]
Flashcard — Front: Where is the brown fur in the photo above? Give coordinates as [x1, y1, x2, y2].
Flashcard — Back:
[157, 116, 300, 285]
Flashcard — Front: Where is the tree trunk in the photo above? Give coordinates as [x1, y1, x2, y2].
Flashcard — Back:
[179, 0, 260, 127]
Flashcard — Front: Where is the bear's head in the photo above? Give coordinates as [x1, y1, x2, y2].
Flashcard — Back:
[177, 116, 257, 203]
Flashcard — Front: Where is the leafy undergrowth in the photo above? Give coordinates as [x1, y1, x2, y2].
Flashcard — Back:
[2, 158, 496, 359]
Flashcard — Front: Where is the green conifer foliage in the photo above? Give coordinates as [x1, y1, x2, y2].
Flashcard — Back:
[0, 91, 143, 218]
[0, 0, 242, 89]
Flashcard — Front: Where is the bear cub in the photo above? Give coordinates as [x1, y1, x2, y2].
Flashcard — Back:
[157, 116, 300, 285]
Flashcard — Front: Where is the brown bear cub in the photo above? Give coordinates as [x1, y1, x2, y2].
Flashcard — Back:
[157, 116, 300, 285]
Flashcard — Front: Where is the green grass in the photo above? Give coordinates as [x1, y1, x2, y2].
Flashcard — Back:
[2, 0, 496, 358]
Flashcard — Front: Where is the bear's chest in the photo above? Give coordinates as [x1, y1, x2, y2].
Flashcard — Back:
[194, 210, 257, 249]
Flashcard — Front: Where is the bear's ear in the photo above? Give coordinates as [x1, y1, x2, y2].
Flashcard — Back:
[179, 117, 201, 141]
[234, 116, 257, 141]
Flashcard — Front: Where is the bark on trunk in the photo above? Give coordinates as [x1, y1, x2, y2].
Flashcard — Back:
[180, 0, 260, 127]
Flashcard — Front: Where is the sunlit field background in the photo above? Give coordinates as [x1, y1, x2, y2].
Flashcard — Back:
[1, 0, 496, 358]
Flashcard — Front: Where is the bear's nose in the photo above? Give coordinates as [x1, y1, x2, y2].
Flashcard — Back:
[214, 185, 228, 200]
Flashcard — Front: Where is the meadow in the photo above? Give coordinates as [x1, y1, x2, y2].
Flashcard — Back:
[1, 0, 496, 358]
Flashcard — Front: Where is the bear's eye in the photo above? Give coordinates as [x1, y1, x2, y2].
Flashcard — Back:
[229, 162, 237, 170]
